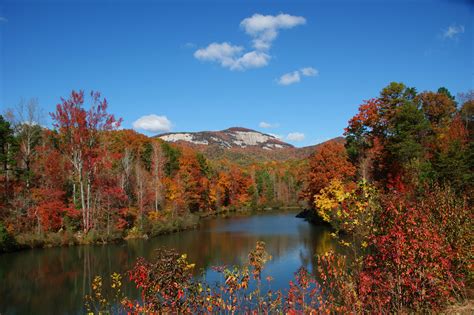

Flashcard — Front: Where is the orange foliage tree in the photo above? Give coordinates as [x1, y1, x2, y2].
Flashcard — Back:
[302, 141, 355, 208]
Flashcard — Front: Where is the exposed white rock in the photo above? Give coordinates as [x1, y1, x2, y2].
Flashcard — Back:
[264, 143, 284, 149]
[233, 131, 273, 146]
[211, 136, 232, 148]
[233, 140, 244, 147]
[160, 133, 193, 142]
[157, 128, 292, 150]
[160, 133, 208, 145]
[193, 139, 209, 145]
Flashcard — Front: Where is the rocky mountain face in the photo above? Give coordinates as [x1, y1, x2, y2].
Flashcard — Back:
[157, 127, 294, 150]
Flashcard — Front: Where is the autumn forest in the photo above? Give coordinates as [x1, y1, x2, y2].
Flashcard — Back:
[0, 82, 472, 313]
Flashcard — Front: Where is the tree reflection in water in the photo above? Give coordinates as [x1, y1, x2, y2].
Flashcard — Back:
[0, 210, 341, 315]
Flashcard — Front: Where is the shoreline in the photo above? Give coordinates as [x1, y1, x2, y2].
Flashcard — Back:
[0, 205, 302, 255]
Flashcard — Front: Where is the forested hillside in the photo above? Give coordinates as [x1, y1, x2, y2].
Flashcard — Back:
[1, 82, 473, 313]
[0, 91, 307, 250]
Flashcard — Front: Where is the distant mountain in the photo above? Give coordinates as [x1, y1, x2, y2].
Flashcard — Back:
[155, 127, 345, 163]
[156, 127, 294, 150]
[192, 136, 346, 164]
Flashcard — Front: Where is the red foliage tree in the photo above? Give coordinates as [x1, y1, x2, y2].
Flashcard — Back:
[30, 188, 69, 232]
[50, 90, 122, 232]
[28, 135, 78, 232]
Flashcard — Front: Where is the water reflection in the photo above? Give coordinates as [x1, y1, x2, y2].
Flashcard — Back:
[0, 210, 340, 315]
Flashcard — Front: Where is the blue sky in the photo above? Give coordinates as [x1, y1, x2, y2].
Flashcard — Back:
[1, 0, 472, 147]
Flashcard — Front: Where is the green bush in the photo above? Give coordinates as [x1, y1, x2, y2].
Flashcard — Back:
[44, 232, 62, 247]
[148, 213, 199, 237]
[80, 229, 123, 244]
[15, 232, 45, 249]
[126, 226, 144, 239]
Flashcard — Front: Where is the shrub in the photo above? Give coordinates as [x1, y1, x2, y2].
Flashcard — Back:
[421, 185, 473, 288]
[15, 232, 45, 249]
[358, 194, 460, 312]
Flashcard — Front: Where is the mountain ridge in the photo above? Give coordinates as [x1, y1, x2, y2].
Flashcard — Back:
[155, 127, 294, 150]
[154, 126, 344, 163]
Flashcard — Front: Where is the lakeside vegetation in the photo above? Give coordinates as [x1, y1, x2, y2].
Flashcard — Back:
[84, 82, 472, 313]
[1, 82, 473, 313]
[0, 92, 304, 252]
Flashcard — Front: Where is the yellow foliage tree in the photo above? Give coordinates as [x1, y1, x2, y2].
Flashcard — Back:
[315, 179, 351, 223]
[315, 179, 379, 252]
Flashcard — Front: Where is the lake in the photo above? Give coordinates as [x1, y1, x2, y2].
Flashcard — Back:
[0, 210, 341, 314]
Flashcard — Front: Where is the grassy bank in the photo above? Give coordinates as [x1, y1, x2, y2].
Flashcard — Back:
[0, 206, 298, 254]
[0, 212, 200, 253]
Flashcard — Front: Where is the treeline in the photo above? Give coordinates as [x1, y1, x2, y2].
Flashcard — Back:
[0, 91, 303, 251]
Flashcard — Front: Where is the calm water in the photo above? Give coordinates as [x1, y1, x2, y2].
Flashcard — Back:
[0, 210, 340, 314]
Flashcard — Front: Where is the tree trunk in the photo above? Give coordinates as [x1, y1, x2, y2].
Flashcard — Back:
[107, 195, 110, 237]
[86, 176, 91, 231]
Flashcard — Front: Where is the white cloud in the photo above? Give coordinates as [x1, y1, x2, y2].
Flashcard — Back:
[195, 13, 305, 71]
[0, 17, 7, 23]
[194, 42, 270, 70]
[240, 13, 306, 50]
[277, 66, 318, 86]
[194, 42, 243, 67]
[133, 115, 172, 133]
[278, 71, 301, 85]
[232, 51, 270, 70]
[286, 132, 305, 141]
[259, 121, 279, 128]
[300, 67, 318, 76]
[443, 24, 464, 39]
